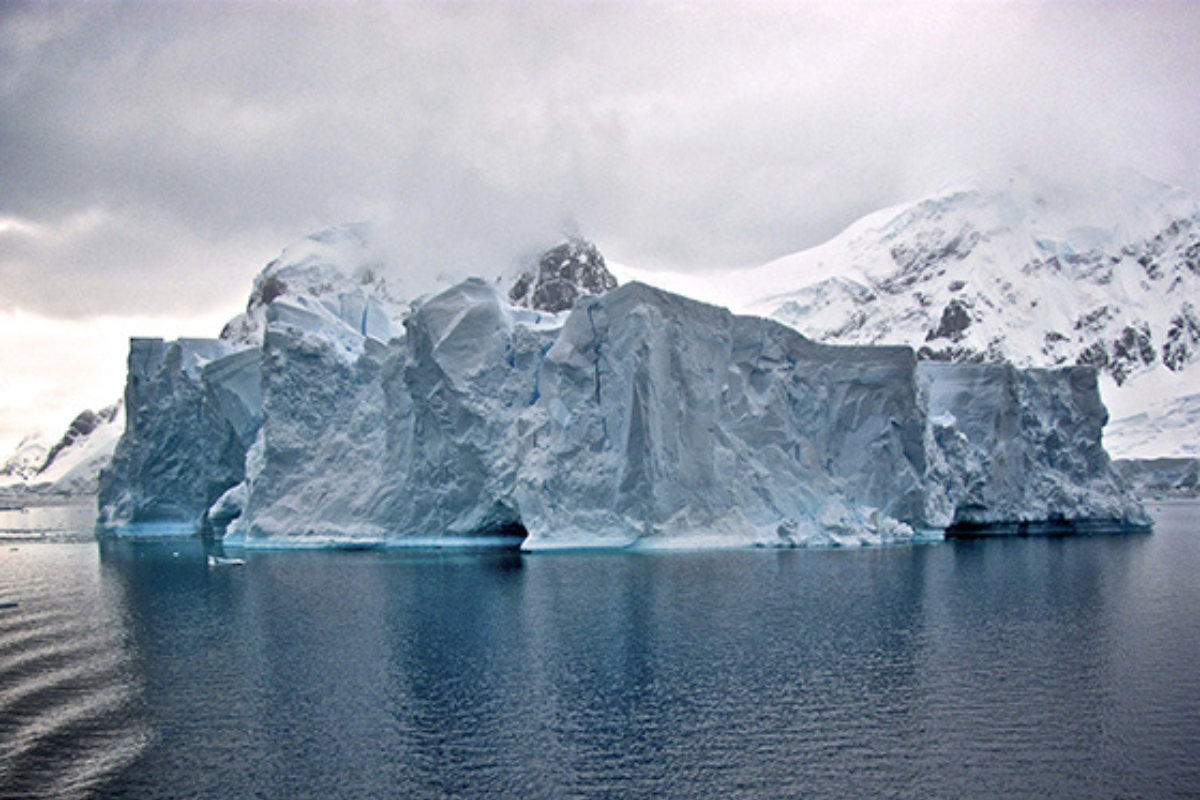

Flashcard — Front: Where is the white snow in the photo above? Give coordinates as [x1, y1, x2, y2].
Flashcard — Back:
[220, 222, 407, 348]
[0, 405, 124, 500]
[33, 405, 124, 492]
[0, 435, 49, 486]
[1106, 393, 1200, 459]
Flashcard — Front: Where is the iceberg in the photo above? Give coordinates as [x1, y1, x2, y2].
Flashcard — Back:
[97, 233, 1149, 546]
[514, 283, 930, 549]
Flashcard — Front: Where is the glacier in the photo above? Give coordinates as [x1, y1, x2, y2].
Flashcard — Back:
[96, 232, 1149, 547]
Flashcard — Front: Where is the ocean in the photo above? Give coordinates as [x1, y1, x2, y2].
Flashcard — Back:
[1, 502, 1198, 799]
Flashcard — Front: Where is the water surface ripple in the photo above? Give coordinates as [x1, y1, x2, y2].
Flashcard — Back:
[0, 503, 1197, 798]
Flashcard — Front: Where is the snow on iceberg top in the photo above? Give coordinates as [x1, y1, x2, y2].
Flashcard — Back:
[220, 223, 618, 358]
[220, 222, 407, 347]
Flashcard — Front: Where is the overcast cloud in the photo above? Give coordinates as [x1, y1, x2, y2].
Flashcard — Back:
[1, 0, 1199, 448]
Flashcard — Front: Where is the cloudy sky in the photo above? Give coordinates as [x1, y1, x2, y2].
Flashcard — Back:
[2, 0, 1199, 452]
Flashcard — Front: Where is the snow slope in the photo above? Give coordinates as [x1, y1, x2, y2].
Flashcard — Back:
[0, 404, 123, 501]
[0, 436, 48, 485]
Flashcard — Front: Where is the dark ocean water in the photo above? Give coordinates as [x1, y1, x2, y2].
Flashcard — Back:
[1, 502, 1199, 799]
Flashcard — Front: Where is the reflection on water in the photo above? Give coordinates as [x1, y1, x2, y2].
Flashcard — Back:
[0, 543, 150, 800]
[0, 505, 1198, 798]
[0, 502, 98, 541]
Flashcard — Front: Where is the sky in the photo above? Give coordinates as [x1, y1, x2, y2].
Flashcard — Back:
[2, 0, 1200, 453]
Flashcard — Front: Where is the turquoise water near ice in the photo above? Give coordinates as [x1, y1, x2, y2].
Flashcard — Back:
[1, 502, 1198, 799]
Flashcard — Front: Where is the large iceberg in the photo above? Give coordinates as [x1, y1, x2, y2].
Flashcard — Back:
[514, 283, 930, 549]
[97, 236, 1149, 547]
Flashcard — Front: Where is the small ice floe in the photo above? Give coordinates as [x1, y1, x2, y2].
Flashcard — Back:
[207, 555, 246, 567]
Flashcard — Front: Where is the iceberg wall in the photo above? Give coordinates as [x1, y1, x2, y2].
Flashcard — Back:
[98, 278, 1148, 546]
[98, 338, 261, 534]
[231, 279, 553, 546]
[515, 283, 929, 548]
[921, 362, 1149, 531]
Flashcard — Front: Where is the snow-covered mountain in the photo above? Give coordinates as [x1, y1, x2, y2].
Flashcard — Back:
[1113, 457, 1200, 499]
[638, 171, 1200, 458]
[0, 435, 49, 483]
[219, 222, 407, 347]
[0, 404, 123, 501]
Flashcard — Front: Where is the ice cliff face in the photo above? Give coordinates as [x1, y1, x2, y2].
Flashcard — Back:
[514, 284, 929, 548]
[97, 231, 1147, 544]
[920, 363, 1141, 529]
[233, 278, 557, 545]
[97, 339, 260, 532]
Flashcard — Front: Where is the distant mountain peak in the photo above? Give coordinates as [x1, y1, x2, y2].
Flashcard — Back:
[507, 236, 618, 313]
[39, 404, 120, 477]
[0, 434, 49, 483]
[0, 402, 124, 499]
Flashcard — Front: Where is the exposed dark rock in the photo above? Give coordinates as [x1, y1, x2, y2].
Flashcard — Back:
[1074, 306, 1114, 334]
[1163, 304, 1200, 372]
[1112, 323, 1156, 369]
[926, 298, 973, 342]
[508, 237, 618, 313]
[1076, 341, 1111, 377]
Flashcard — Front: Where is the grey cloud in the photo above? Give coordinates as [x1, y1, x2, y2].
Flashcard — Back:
[2, 1, 1200, 319]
